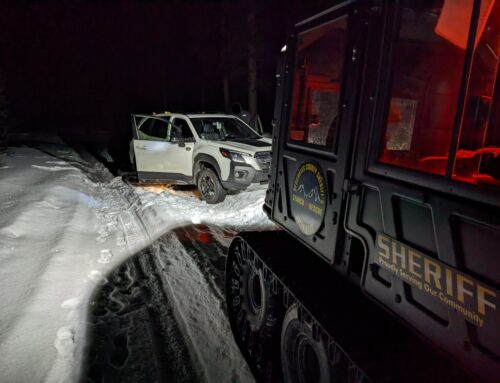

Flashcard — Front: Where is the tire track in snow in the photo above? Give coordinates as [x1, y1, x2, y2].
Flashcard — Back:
[83, 249, 198, 383]
[83, 227, 255, 383]
[151, 231, 255, 383]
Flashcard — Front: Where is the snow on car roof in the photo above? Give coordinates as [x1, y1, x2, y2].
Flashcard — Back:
[185, 113, 237, 119]
[141, 112, 237, 119]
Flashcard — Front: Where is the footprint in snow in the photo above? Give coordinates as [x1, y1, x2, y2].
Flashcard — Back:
[98, 249, 113, 264]
[116, 235, 126, 246]
[88, 270, 107, 285]
[61, 298, 80, 310]
[54, 326, 75, 355]
[191, 216, 202, 224]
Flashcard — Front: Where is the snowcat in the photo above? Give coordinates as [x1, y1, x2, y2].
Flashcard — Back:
[225, 1, 500, 382]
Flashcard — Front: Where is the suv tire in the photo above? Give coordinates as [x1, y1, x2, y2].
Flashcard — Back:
[197, 167, 227, 204]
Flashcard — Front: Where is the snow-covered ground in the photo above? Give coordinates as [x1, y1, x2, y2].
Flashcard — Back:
[0, 144, 275, 383]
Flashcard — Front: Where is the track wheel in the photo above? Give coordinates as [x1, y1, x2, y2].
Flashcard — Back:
[226, 237, 284, 381]
[281, 304, 335, 383]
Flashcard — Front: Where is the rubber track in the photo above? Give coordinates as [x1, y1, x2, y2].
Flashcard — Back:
[233, 231, 474, 383]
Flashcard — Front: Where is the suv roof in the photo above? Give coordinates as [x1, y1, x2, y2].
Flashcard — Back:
[140, 112, 238, 119]
[185, 113, 238, 119]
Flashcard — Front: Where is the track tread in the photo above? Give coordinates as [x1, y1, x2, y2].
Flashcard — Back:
[229, 231, 475, 383]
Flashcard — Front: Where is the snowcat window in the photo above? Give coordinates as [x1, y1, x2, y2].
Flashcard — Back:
[288, 15, 348, 151]
[379, 2, 472, 175]
[452, 0, 500, 188]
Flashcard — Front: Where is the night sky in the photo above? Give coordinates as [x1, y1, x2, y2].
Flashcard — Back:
[0, 0, 332, 145]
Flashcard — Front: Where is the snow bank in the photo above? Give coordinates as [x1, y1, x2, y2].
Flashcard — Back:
[135, 183, 272, 238]
[0, 145, 274, 383]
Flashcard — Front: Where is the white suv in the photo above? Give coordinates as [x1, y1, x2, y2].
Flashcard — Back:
[129, 112, 272, 204]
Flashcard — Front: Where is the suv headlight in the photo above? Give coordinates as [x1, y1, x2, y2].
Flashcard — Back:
[220, 148, 257, 167]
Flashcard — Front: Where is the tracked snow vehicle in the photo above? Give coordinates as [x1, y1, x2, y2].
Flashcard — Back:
[226, 1, 500, 382]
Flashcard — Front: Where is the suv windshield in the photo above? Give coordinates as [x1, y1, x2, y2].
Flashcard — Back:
[190, 117, 260, 141]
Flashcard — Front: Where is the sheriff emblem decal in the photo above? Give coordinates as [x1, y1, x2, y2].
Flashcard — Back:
[291, 161, 327, 236]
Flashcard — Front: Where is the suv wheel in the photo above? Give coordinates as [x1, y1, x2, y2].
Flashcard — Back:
[197, 167, 226, 204]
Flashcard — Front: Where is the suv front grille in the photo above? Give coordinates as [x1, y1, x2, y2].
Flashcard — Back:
[255, 151, 272, 172]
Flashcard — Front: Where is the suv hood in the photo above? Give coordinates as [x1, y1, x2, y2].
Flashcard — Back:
[217, 138, 271, 154]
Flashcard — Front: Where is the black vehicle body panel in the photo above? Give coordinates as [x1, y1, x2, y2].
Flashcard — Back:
[223, 162, 269, 190]
[137, 171, 193, 185]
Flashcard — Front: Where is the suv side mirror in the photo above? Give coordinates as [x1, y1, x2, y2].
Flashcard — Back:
[177, 137, 185, 147]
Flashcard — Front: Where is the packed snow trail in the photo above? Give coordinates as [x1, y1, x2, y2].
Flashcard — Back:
[84, 225, 252, 383]
[85, 244, 200, 383]
[0, 145, 274, 383]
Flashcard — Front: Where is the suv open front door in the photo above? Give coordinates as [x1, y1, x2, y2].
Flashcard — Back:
[271, 1, 366, 265]
[132, 115, 194, 183]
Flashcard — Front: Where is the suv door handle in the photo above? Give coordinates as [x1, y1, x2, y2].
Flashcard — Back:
[185, 147, 192, 151]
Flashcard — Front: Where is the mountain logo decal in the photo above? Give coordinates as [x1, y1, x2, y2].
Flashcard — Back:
[291, 161, 327, 236]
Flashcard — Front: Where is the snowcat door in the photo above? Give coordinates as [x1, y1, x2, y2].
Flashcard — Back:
[270, 1, 366, 264]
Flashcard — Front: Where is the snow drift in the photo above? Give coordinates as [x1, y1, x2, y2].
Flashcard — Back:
[0, 145, 274, 383]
